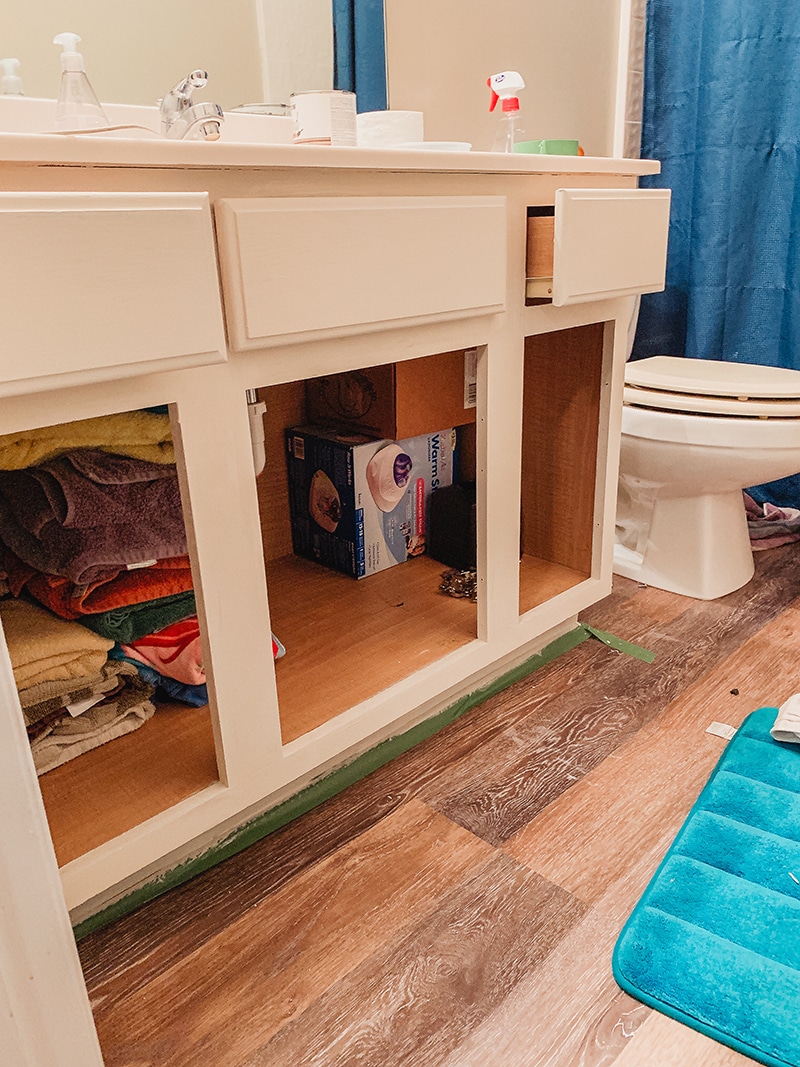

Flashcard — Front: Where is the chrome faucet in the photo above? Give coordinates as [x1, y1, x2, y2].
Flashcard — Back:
[159, 70, 224, 140]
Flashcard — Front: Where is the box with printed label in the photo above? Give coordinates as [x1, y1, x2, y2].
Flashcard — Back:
[304, 349, 477, 440]
[285, 426, 456, 578]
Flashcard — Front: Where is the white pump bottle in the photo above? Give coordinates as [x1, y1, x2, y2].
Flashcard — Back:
[487, 70, 526, 153]
[0, 58, 24, 96]
[53, 32, 109, 130]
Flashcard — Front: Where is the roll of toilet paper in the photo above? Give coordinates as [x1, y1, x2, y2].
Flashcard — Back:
[356, 110, 424, 147]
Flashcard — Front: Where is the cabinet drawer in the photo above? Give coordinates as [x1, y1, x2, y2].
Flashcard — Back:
[0, 192, 226, 398]
[526, 188, 671, 305]
[215, 196, 507, 349]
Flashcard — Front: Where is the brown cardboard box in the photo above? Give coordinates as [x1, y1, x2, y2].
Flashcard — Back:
[305, 349, 477, 440]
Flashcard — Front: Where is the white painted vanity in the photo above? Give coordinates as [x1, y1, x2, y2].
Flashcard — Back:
[0, 132, 668, 954]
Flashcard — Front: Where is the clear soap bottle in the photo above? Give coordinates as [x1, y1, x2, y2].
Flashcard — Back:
[53, 32, 109, 130]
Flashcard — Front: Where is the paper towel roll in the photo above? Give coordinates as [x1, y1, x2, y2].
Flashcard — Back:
[356, 110, 424, 147]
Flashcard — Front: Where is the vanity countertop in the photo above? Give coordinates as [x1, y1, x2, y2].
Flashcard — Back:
[0, 129, 660, 175]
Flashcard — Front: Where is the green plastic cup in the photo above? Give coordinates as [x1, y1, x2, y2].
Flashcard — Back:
[513, 139, 580, 155]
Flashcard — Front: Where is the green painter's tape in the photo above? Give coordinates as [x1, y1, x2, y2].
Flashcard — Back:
[582, 624, 656, 663]
[73, 619, 646, 940]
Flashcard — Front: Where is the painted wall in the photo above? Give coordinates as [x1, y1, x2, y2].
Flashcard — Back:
[384, 0, 622, 156]
[1, 0, 333, 112]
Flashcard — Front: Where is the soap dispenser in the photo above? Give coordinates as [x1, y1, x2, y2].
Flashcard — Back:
[0, 58, 24, 96]
[53, 32, 109, 130]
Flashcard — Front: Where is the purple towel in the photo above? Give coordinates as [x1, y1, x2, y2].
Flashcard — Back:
[0, 449, 187, 584]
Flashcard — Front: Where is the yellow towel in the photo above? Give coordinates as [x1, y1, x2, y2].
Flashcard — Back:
[0, 410, 174, 469]
[0, 599, 113, 690]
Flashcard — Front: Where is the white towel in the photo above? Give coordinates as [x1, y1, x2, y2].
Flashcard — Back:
[770, 694, 800, 743]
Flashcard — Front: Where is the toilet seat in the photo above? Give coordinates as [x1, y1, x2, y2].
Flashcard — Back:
[624, 356, 800, 417]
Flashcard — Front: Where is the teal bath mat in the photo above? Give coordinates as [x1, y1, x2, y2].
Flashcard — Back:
[613, 706, 800, 1067]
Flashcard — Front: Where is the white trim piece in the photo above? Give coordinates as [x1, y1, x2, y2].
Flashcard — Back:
[613, 0, 634, 159]
[254, 0, 273, 103]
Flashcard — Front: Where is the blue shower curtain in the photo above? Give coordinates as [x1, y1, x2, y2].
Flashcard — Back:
[633, 0, 800, 505]
[634, 0, 800, 368]
[332, 0, 387, 113]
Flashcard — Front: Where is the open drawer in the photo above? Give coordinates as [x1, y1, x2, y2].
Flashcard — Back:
[0, 192, 227, 398]
[526, 188, 671, 305]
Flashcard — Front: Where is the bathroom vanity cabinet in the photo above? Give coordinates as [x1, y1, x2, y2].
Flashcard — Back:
[0, 137, 667, 938]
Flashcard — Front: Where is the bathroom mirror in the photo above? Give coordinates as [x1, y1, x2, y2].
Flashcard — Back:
[3, 0, 333, 111]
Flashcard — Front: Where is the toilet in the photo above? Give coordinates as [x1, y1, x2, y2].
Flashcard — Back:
[614, 356, 800, 599]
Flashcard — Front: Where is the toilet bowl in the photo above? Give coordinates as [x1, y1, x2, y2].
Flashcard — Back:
[614, 356, 800, 599]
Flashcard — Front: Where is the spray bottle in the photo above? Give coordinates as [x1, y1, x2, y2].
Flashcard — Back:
[0, 58, 24, 96]
[487, 70, 525, 153]
[53, 32, 109, 130]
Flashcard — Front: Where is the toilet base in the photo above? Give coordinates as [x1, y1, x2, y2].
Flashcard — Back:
[613, 489, 755, 600]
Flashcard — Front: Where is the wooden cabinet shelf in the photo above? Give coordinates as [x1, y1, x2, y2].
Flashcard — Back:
[267, 553, 476, 743]
[39, 701, 217, 868]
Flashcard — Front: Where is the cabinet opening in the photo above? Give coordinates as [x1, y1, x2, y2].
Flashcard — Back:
[519, 324, 604, 615]
[525, 205, 555, 304]
[0, 406, 219, 867]
[251, 349, 482, 743]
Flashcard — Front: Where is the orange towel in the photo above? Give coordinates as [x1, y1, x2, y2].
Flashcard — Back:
[3, 546, 194, 620]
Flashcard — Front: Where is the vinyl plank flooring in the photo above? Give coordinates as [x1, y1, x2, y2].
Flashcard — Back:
[611, 1010, 756, 1066]
[435, 839, 672, 1067]
[243, 851, 587, 1067]
[504, 603, 800, 903]
[90, 800, 494, 1067]
[80, 547, 800, 1067]
[78, 575, 656, 996]
[420, 545, 800, 846]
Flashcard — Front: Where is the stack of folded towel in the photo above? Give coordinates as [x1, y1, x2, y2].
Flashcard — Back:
[0, 411, 206, 773]
[0, 598, 156, 774]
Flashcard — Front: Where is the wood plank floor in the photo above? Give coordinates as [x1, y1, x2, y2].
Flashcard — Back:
[78, 542, 800, 1066]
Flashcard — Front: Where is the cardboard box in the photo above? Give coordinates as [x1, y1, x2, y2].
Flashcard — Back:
[285, 426, 456, 578]
[304, 349, 477, 440]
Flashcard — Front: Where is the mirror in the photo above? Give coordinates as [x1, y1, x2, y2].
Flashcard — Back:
[3, 0, 333, 111]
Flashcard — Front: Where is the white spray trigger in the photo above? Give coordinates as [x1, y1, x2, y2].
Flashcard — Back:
[487, 70, 526, 112]
[53, 32, 84, 72]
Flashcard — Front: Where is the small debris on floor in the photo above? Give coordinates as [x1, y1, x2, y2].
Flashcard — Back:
[439, 569, 478, 602]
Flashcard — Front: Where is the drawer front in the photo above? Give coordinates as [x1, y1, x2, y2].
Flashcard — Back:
[215, 196, 507, 349]
[0, 192, 226, 397]
[552, 187, 671, 306]
[525, 188, 671, 305]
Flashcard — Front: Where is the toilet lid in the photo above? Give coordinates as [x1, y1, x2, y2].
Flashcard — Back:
[624, 356, 800, 416]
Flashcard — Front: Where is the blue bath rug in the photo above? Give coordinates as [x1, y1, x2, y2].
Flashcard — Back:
[613, 706, 800, 1067]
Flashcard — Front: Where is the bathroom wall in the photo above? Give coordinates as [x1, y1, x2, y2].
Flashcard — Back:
[384, 0, 622, 156]
[4, 0, 628, 154]
[2, 0, 333, 111]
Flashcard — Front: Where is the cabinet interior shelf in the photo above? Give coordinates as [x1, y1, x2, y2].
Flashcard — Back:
[39, 701, 218, 868]
[268, 552, 477, 743]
